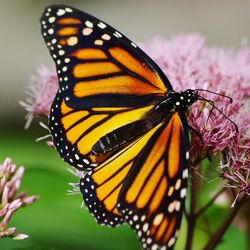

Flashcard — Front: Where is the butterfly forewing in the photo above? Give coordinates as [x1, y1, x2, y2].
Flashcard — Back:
[41, 5, 171, 170]
[41, 5, 172, 109]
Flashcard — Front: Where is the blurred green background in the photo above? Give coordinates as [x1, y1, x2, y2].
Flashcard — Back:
[0, 0, 249, 249]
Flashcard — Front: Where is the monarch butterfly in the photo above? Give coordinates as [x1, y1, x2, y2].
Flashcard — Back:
[41, 5, 199, 250]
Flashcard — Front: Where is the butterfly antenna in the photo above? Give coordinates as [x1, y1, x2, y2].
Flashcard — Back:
[198, 96, 238, 132]
[202, 98, 217, 126]
[196, 89, 233, 103]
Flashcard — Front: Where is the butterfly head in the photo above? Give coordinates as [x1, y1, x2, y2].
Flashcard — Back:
[181, 89, 199, 109]
[155, 89, 198, 113]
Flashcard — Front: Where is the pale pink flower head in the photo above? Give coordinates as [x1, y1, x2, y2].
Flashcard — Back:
[219, 106, 250, 204]
[142, 34, 250, 199]
[0, 157, 38, 239]
[20, 65, 58, 128]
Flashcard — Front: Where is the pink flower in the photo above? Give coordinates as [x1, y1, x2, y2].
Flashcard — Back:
[20, 65, 58, 128]
[0, 157, 38, 239]
[219, 107, 250, 204]
[142, 34, 250, 198]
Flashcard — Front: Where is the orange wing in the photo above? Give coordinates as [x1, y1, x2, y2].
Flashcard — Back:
[118, 112, 189, 249]
[80, 112, 190, 250]
[41, 5, 172, 111]
[79, 122, 164, 226]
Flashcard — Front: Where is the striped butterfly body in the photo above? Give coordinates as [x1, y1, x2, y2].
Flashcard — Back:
[41, 5, 198, 250]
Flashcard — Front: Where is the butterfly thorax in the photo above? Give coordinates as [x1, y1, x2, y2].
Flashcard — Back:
[155, 89, 198, 113]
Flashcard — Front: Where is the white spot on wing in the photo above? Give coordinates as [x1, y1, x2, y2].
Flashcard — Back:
[59, 50, 65, 55]
[97, 22, 107, 29]
[142, 223, 149, 232]
[65, 7, 73, 12]
[141, 215, 146, 222]
[83, 159, 90, 165]
[183, 168, 188, 179]
[153, 213, 164, 226]
[62, 66, 67, 72]
[168, 201, 176, 213]
[175, 201, 181, 211]
[131, 42, 137, 48]
[85, 20, 93, 28]
[133, 215, 138, 221]
[67, 36, 78, 46]
[83, 27, 93, 36]
[94, 39, 103, 46]
[113, 31, 122, 38]
[152, 244, 158, 250]
[102, 34, 111, 40]
[168, 237, 176, 247]
[48, 16, 56, 23]
[175, 179, 181, 190]
[180, 188, 187, 198]
[57, 9, 66, 16]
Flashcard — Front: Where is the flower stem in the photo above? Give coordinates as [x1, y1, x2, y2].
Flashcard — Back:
[195, 188, 226, 218]
[241, 200, 250, 250]
[247, 217, 250, 250]
[202, 198, 245, 250]
[185, 169, 200, 250]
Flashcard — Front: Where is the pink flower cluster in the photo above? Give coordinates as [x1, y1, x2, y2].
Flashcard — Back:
[0, 157, 38, 239]
[142, 35, 250, 199]
[21, 34, 250, 199]
[20, 65, 58, 129]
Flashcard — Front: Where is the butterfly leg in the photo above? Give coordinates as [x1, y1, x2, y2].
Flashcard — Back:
[188, 125, 204, 144]
[188, 125, 213, 161]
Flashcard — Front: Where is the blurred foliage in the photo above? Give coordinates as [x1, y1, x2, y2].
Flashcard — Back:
[0, 123, 247, 250]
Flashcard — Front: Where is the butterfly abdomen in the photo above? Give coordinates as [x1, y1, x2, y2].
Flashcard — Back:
[92, 119, 157, 156]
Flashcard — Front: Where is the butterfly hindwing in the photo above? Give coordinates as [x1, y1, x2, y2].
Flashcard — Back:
[118, 112, 189, 250]
[79, 112, 189, 249]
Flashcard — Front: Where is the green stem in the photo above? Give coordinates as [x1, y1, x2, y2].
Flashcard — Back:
[195, 188, 226, 218]
[240, 199, 250, 250]
[185, 169, 200, 250]
[202, 199, 245, 250]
